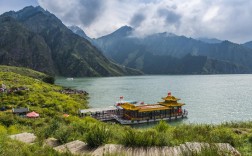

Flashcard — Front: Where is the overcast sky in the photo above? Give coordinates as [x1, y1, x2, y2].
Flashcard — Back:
[1, 0, 252, 43]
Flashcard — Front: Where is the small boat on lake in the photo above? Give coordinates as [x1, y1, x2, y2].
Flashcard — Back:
[115, 96, 139, 106]
[66, 78, 74, 80]
[79, 92, 188, 125]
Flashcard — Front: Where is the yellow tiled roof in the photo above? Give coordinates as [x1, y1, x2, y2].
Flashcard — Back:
[120, 94, 185, 112]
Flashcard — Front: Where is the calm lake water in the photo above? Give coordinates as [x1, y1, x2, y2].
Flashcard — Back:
[56, 75, 252, 124]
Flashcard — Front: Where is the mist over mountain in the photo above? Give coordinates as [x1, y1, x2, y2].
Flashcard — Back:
[68, 25, 92, 43]
[0, 6, 141, 77]
[89, 26, 252, 74]
[196, 38, 222, 44]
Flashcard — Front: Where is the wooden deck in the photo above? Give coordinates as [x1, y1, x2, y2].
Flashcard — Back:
[79, 107, 120, 121]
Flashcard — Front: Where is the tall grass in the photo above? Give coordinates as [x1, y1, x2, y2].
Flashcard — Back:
[121, 122, 172, 147]
[85, 124, 111, 147]
[193, 145, 219, 156]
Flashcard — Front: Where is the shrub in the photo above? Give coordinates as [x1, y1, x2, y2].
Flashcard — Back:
[193, 144, 219, 156]
[42, 76, 55, 84]
[121, 128, 136, 146]
[0, 125, 7, 135]
[44, 119, 60, 138]
[248, 135, 252, 143]
[154, 120, 170, 132]
[55, 125, 72, 144]
[122, 128, 167, 147]
[86, 124, 111, 147]
[156, 132, 171, 146]
[209, 128, 237, 146]
[8, 125, 20, 134]
[143, 129, 159, 146]
[0, 113, 16, 127]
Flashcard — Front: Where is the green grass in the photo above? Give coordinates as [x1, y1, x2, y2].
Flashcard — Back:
[0, 71, 87, 115]
[0, 65, 55, 84]
[0, 133, 74, 156]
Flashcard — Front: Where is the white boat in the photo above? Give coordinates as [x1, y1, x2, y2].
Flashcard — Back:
[66, 78, 74, 80]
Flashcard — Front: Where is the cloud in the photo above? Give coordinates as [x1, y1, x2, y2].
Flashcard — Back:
[129, 12, 146, 27]
[157, 8, 181, 26]
[77, 0, 104, 26]
[38, 0, 104, 26]
[35, 0, 252, 43]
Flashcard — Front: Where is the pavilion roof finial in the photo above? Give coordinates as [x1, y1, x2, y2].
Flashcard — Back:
[168, 92, 171, 96]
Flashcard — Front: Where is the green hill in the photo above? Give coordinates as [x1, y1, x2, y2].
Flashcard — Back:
[0, 68, 88, 115]
[0, 65, 55, 84]
[0, 67, 89, 154]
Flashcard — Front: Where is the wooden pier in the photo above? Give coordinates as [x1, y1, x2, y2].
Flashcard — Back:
[79, 107, 120, 121]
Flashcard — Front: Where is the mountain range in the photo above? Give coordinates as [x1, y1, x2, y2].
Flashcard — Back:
[70, 25, 252, 74]
[1, 6, 252, 76]
[0, 6, 141, 77]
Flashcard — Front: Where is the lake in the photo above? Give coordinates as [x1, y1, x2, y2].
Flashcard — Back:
[56, 75, 252, 124]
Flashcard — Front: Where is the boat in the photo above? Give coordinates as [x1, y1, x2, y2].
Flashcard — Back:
[79, 92, 188, 125]
[66, 78, 74, 80]
[114, 92, 188, 125]
[115, 96, 139, 106]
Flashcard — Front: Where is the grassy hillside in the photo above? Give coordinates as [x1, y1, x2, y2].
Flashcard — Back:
[0, 65, 55, 84]
[0, 68, 89, 155]
[0, 65, 47, 79]
[0, 70, 88, 115]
